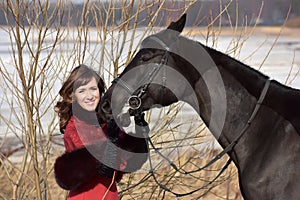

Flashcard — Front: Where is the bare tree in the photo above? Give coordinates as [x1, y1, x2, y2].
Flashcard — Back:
[1, 0, 290, 199]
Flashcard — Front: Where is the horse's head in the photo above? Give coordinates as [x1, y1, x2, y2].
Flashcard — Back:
[99, 14, 193, 124]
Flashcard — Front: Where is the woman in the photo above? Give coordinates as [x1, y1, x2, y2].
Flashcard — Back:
[54, 64, 148, 200]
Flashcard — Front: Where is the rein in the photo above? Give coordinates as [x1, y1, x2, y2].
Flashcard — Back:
[146, 79, 271, 198]
[145, 78, 271, 197]
[113, 35, 272, 197]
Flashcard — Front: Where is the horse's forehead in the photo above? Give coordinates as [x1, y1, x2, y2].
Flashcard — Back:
[140, 30, 178, 49]
[140, 35, 161, 49]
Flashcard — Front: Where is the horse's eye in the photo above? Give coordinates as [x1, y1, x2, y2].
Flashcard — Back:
[140, 54, 152, 62]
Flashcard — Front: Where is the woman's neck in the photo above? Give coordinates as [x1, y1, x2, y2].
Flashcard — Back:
[72, 101, 101, 125]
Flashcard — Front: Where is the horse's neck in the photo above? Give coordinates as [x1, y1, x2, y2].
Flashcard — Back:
[203, 45, 269, 98]
[185, 44, 270, 164]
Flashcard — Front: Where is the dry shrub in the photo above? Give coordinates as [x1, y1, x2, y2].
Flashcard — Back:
[0, 0, 291, 199]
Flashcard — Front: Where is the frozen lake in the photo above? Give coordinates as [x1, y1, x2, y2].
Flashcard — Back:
[0, 28, 300, 140]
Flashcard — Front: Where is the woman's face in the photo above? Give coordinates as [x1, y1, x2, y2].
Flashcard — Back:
[74, 77, 100, 111]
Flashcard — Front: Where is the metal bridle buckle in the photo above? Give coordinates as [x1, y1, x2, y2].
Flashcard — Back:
[128, 95, 142, 110]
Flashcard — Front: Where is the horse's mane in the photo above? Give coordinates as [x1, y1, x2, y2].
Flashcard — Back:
[197, 41, 300, 134]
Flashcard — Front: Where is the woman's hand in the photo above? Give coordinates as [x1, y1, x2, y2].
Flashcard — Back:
[134, 113, 149, 138]
[134, 113, 148, 126]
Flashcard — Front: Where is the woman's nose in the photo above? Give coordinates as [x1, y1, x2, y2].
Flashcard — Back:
[86, 91, 94, 99]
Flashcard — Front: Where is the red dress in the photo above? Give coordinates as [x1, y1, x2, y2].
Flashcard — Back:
[64, 116, 119, 200]
[54, 113, 148, 199]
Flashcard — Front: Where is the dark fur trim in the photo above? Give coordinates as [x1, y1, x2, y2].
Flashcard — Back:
[54, 134, 148, 190]
[54, 147, 99, 190]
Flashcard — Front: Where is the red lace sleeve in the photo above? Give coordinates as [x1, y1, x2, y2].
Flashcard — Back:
[64, 116, 108, 152]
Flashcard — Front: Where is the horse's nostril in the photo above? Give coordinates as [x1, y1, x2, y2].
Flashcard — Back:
[117, 112, 131, 127]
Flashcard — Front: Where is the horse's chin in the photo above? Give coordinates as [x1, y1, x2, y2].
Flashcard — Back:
[128, 107, 148, 116]
[128, 108, 139, 116]
[128, 103, 162, 116]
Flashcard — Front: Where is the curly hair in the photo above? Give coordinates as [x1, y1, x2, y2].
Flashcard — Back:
[55, 64, 106, 133]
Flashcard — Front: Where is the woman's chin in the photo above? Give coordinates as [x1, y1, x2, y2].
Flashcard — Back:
[83, 105, 97, 112]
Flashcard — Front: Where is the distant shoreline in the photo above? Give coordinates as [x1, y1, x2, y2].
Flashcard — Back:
[1, 25, 299, 38]
[184, 26, 300, 38]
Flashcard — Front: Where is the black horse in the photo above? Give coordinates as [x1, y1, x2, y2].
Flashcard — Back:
[99, 14, 300, 200]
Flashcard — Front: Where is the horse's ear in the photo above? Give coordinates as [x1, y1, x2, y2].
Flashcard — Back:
[167, 13, 186, 33]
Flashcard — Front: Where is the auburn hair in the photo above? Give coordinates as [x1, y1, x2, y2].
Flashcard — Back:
[55, 64, 106, 133]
